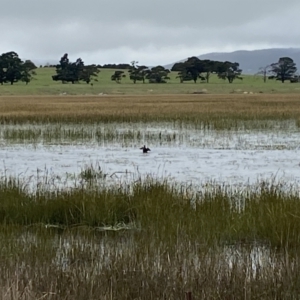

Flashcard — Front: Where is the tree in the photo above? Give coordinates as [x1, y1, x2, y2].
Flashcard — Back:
[128, 61, 148, 83]
[111, 70, 126, 83]
[146, 66, 170, 83]
[53, 54, 100, 84]
[176, 70, 194, 83]
[270, 57, 297, 83]
[54, 53, 74, 83]
[256, 64, 272, 83]
[201, 59, 216, 83]
[21, 60, 37, 84]
[23, 60, 37, 71]
[217, 61, 243, 83]
[0, 52, 23, 85]
[80, 64, 100, 84]
[171, 62, 186, 72]
[0, 53, 38, 85]
[0, 55, 6, 85]
[175, 57, 214, 83]
[100, 63, 131, 69]
[185, 57, 205, 83]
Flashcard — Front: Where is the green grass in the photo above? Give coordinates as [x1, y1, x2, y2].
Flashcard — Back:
[1, 176, 300, 298]
[1, 175, 300, 248]
[0, 67, 299, 95]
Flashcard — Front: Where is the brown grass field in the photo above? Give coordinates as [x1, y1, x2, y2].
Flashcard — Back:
[1, 94, 300, 123]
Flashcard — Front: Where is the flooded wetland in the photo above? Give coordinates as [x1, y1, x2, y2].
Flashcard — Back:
[1, 94, 300, 298]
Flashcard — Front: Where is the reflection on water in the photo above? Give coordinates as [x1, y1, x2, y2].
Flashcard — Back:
[1, 121, 300, 190]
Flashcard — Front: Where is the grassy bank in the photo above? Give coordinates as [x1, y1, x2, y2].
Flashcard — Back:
[1, 177, 300, 298]
[0, 67, 300, 95]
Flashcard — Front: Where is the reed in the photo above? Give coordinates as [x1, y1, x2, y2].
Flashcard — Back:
[1, 176, 300, 248]
[1, 176, 300, 298]
[1, 94, 300, 126]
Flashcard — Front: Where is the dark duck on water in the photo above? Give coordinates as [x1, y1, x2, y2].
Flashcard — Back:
[140, 145, 151, 153]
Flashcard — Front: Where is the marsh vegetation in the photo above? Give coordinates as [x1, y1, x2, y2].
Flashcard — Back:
[1, 93, 300, 298]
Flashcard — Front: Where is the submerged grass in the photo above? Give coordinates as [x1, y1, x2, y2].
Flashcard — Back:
[0, 119, 298, 146]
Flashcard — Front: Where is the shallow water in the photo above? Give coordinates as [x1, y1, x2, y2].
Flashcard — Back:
[1, 139, 300, 189]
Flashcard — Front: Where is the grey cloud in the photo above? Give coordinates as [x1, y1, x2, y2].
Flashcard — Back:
[2, 0, 299, 27]
[1, 0, 300, 65]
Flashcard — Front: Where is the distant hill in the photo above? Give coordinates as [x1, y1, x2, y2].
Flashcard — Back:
[165, 48, 300, 75]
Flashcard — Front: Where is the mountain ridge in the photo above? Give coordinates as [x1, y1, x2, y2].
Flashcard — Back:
[164, 48, 300, 74]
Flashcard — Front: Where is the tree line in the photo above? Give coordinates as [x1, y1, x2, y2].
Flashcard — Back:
[0, 51, 298, 85]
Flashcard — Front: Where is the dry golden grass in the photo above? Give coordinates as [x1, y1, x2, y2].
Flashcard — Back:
[1, 94, 300, 123]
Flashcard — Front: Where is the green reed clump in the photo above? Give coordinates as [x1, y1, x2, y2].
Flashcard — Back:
[2, 128, 42, 141]
[1, 176, 300, 249]
[0, 177, 134, 227]
[2, 178, 300, 298]
[240, 182, 300, 248]
[0, 111, 297, 130]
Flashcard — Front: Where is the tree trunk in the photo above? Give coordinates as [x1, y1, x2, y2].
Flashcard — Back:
[206, 72, 210, 83]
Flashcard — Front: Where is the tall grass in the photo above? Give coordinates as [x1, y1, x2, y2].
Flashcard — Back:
[1, 176, 300, 248]
[1, 176, 300, 298]
[1, 94, 300, 127]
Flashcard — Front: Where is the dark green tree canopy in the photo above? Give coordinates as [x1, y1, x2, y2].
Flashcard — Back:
[53, 54, 100, 84]
[185, 57, 204, 83]
[80, 64, 100, 84]
[128, 61, 148, 83]
[0, 51, 37, 85]
[270, 57, 297, 83]
[176, 69, 194, 83]
[216, 61, 243, 83]
[146, 66, 170, 83]
[111, 70, 126, 83]
[100, 63, 131, 69]
[21, 60, 37, 84]
[171, 62, 186, 72]
[172, 57, 242, 83]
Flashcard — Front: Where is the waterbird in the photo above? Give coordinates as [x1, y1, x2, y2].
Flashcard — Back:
[140, 145, 151, 153]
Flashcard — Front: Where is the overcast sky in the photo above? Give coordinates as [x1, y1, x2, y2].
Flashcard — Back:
[1, 0, 300, 66]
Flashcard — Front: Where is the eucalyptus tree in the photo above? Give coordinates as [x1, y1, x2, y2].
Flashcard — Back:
[216, 61, 243, 83]
[176, 70, 194, 83]
[0, 52, 37, 85]
[111, 70, 126, 83]
[21, 60, 37, 84]
[270, 57, 297, 83]
[128, 61, 148, 83]
[174, 57, 214, 83]
[184, 57, 205, 83]
[146, 66, 170, 83]
[0, 51, 23, 85]
[53, 54, 100, 84]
